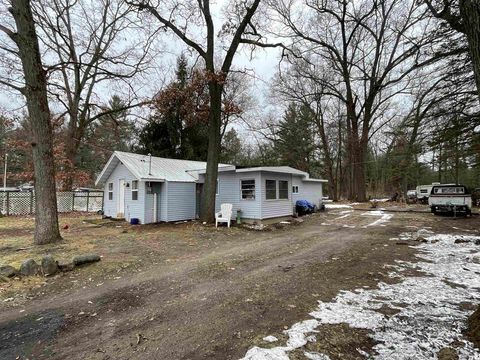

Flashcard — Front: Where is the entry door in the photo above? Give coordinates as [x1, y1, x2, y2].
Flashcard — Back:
[117, 179, 125, 217]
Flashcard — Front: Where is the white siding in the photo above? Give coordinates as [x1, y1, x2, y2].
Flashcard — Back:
[214, 171, 263, 220]
[260, 172, 294, 219]
[297, 181, 323, 208]
[144, 182, 163, 224]
[160, 182, 169, 222]
[166, 182, 196, 222]
[103, 163, 145, 223]
[292, 176, 303, 205]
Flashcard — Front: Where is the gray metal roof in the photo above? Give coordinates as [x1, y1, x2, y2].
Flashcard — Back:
[95, 151, 327, 185]
[235, 166, 309, 176]
[95, 151, 231, 185]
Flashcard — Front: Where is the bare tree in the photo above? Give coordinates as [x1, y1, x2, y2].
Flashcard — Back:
[424, 0, 480, 103]
[270, 0, 440, 201]
[0, 0, 62, 244]
[31, 0, 155, 189]
[128, 0, 269, 222]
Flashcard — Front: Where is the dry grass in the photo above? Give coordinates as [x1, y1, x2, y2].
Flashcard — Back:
[0, 213, 247, 302]
[0, 215, 137, 268]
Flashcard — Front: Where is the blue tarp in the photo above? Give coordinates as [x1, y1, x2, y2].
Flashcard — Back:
[295, 200, 316, 212]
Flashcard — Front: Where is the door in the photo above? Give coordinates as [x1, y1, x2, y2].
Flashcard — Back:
[117, 179, 125, 218]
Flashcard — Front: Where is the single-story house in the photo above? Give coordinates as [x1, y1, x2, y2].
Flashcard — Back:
[95, 151, 327, 224]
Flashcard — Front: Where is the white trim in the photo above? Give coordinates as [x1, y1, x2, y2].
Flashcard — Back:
[95, 152, 117, 186]
[265, 179, 277, 200]
[240, 178, 256, 200]
[96, 151, 145, 186]
[108, 182, 113, 200]
[303, 178, 328, 183]
[117, 179, 125, 217]
[278, 180, 289, 200]
[132, 180, 139, 201]
[153, 193, 158, 223]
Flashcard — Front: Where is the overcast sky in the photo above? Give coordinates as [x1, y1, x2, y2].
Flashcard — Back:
[0, 0, 283, 141]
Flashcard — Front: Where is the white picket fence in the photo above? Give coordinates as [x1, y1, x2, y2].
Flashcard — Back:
[0, 191, 104, 216]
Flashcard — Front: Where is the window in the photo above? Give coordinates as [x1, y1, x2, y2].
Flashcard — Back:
[292, 185, 299, 194]
[241, 179, 255, 200]
[108, 183, 113, 200]
[132, 180, 138, 201]
[266, 180, 277, 200]
[279, 180, 289, 199]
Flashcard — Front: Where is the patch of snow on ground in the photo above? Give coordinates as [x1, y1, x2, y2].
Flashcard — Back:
[370, 198, 390, 202]
[335, 210, 353, 220]
[263, 336, 278, 343]
[325, 204, 353, 209]
[304, 352, 330, 360]
[240, 231, 480, 360]
[361, 210, 393, 227]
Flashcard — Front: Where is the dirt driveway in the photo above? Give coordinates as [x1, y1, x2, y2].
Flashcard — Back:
[0, 208, 479, 359]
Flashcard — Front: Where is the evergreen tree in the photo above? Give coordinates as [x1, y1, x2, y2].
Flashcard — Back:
[220, 128, 243, 164]
[273, 103, 319, 175]
[136, 55, 209, 161]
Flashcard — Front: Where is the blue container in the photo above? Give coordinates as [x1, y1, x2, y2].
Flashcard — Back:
[130, 218, 140, 225]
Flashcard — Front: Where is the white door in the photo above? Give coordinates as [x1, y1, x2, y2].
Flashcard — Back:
[117, 179, 125, 217]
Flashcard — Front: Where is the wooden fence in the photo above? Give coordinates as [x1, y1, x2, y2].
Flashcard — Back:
[0, 191, 104, 216]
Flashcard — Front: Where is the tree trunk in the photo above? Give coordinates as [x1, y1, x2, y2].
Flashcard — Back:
[460, 0, 480, 103]
[200, 82, 223, 223]
[346, 117, 367, 202]
[315, 112, 338, 201]
[351, 137, 367, 202]
[62, 129, 80, 191]
[10, 0, 62, 245]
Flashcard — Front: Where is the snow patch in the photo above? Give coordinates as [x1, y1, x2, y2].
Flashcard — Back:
[325, 204, 353, 209]
[304, 352, 331, 360]
[241, 231, 480, 359]
[361, 211, 393, 227]
[263, 336, 278, 343]
[336, 214, 350, 220]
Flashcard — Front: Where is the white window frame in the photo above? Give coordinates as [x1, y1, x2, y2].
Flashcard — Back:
[265, 179, 277, 200]
[241, 179, 256, 200]
[292, 185, 299, 194]
[132, 180, 139, 201]
[108, 183, 113, 200]
[278, 180, 289, 200]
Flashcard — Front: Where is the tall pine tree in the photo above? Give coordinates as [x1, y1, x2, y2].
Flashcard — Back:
[274, 103, 320, 175]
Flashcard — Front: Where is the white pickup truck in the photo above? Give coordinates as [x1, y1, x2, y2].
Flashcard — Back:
[428, 184, 472, 216]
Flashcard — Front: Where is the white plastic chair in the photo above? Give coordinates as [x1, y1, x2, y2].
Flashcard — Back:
[215, 203, 233, 228]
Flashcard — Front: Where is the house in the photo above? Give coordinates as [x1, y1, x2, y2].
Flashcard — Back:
[95, 151, 327, 224]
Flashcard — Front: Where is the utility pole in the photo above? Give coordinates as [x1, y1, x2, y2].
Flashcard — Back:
[2, 153, 7, 214]
[3, 153, 7, 190]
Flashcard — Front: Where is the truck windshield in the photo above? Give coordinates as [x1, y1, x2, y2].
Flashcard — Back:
[433, 187, 464, 194]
